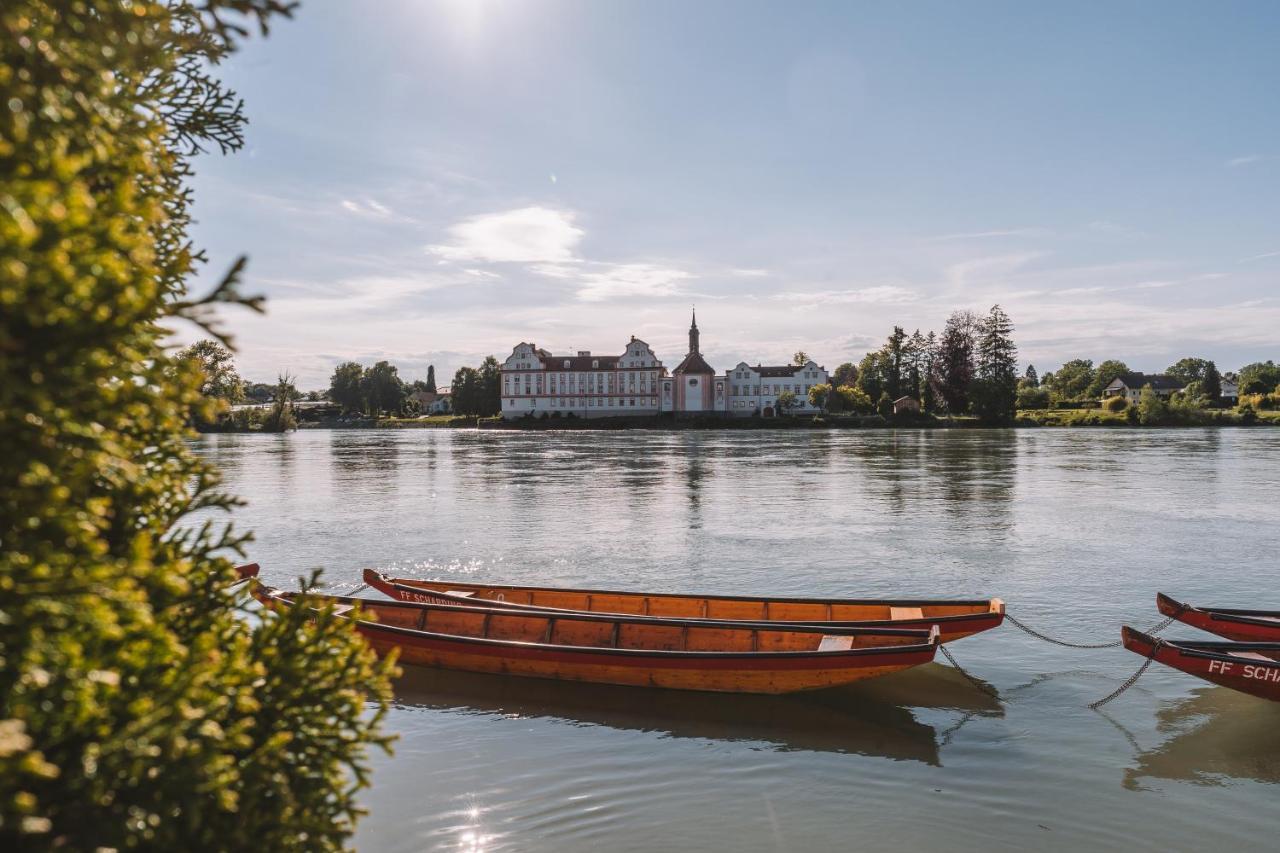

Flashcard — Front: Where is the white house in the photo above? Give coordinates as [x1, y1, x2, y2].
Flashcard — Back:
[1102, 372, 1186, 404]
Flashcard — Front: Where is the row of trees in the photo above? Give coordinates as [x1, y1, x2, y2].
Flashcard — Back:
[449, 356, 502, 416]
[1024, 356, 1279, 406]
[809, 305, 1020, 423]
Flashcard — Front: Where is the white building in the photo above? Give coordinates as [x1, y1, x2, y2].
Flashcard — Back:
[724, 361, 829, 417]
[500, 337, 665, 419]
[1102, 372, 1186, 404]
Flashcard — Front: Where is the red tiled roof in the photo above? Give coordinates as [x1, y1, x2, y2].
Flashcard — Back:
[673, 352, 715, 375]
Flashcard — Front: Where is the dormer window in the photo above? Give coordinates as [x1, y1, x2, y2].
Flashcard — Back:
[592, 360, 599, 368]
[564, 359, 570, 368]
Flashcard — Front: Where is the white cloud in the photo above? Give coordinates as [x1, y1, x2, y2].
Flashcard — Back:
[428, 206, 583, 263]
[1238, 250, 1280, 264]
[776, 285, 919, 307]
[341, 198, 394, 218]
[1226, 155, 1262, 168]
[945, 252, 1044, 289]
[576, 264, 692, 302]
[729, 268, 771, 277]
[930, 228, 1047, 241]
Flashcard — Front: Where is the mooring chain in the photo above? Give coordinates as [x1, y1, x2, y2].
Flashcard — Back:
[938, 643, 999, 698]
[1004, 605, 1184, 650]
[348, 582, 371, 597]
[1088, 640, 1163, 709]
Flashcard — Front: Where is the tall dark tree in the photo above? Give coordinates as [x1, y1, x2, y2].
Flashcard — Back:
[361, 360, 406, 416]
[328, 361, 365, 414]
[179, 339, 244, 402]
[1237, 361, 1280, 394]
[479, 356, 502, 416]
[905, 329, 928, 400]
[1023, 364, 1038, 387]
[426, 364, 437, 393]
[1203, 360, 1223, 402]
[856, 351, 886, 403]
[450, 366, 484, 415]
[885, 326, 908, 400]
[1165, 357, 1211, 385]
[970, 305, 1019, 424]
[935, 310, 978, 414]
[921, 331, 939, 412]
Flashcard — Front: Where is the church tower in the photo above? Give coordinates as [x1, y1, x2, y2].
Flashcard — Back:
[671, 308, 717, 413]
[688, 308, 700, 355]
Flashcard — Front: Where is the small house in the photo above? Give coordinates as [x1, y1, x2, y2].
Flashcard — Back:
[1102, 372, 1185, 404]
[892, 395, 921, 415]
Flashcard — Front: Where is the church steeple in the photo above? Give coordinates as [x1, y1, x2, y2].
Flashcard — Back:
[688, 308, 700, 355]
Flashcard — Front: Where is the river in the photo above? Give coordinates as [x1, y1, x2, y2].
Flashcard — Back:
[196, 428, 1280, 852]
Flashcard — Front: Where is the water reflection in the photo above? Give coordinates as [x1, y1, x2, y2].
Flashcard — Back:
[391, 662, 1001, 767]
[1124, 687, 1280, 788]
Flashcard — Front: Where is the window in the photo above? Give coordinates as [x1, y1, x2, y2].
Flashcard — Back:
[564, 359, 570, 368]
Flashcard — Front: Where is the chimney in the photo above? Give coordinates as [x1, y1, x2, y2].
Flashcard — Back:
[577, 350, 591, 357]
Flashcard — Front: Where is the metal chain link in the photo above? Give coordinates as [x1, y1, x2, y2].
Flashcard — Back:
[1004, 607, 1183, 650]
[348, 582, 371, 597]
[938, 644, 999, 697]
[1089, 640, 1163, 709]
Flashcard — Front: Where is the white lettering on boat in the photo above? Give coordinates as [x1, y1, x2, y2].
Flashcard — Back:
[1242, 664, 1280, 682]
[1208, 660, 1233, 674]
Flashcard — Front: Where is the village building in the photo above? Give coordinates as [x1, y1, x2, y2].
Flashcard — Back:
[893, 395, 921, 415]
[499, 337, 665, 419]
[1102, 372, 1186, 404]
[501, 311, 828, 419]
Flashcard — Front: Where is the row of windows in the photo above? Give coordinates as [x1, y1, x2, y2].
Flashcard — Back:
[731, 369, 823, 380]
[730, 384, 814, 396]
[507, 398, 657, 408]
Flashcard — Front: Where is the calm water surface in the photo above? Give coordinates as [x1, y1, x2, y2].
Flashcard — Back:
[197, 428, 1280, 852]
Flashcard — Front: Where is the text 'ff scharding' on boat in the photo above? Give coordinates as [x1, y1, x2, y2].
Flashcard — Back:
[362, 570, 1004, 642]
[254, 583, 941, 694]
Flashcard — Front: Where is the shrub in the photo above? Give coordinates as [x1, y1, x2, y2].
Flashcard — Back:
[2, 5, 394, 850]
[1103, 395, 1128, 413]
[877, 392, 894, 418]
[1016, 386, 1051, 410]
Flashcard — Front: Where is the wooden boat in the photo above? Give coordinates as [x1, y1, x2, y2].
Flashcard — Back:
[363, 570, 1004, 641]
[234, 563, 260, 580]
[1121, 626, 1280, 702]
[256, 585, 940, 694]
[1157, 592, 1280, 642]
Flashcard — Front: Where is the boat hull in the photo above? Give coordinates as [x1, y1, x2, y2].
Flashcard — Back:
[357, 620, 936, 693]
[1158, 592, 1280, 642]
[1122, 627, 1280, 702]
[365, 571, 1004, 642]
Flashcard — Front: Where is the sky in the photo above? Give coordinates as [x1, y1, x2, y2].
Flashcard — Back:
[186, 0, 1280, 389]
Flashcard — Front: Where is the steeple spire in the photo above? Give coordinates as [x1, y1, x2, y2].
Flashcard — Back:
[688, 307, 700, 354]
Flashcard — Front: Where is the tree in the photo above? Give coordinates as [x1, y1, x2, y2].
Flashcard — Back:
[1016, 385, 1051, 410]
[1137, 385, 1170, 425]
[877, 391, 894, 418]
[1023, 364, 1039, 388]
[261, 373, 298, 432]
[856, 351, 886, 402]
[1203, 361, 1222, 402]
[1239, 361, 1280, 395]
[920, 331, 939, 413]
[179, 339, 244, 402]
[426, 364, 437, 393]
[479, 356, 502, 417]
[777, 389, 799, 414]
[970, 305, 1018, 424]
[1048, 359, 1095, 400]
[361, 360, 406, 416]
[450, 367, 484, 415]
[1086, 359, 1130, 399]
[1, 4, 393, 850]
[808, 383, 831, 413]
[935, 311, 978, 414]
[328, 362, 366, 414]
[832, 362, 858, 388]
[792, 351, 810, 366]
[839, 385, 873, 414]
[244, 381, 275, 403]
[906, 329, 928, 401]
[1166, 357, 1211, 385]
[885, 326, 908, 400]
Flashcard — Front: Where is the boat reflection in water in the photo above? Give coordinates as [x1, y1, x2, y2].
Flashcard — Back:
[1124, 686, 1280, 789]
[391, 661, 1001, 768]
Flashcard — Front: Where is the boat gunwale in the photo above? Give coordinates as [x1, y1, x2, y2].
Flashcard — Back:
[264, 589, 941, 661]
[1157, 592, 1280, 629]
[369, 571, 1005, 613]
[1122, 626, 1280, 669]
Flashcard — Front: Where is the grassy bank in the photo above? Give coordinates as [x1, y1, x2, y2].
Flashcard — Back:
[1015, 407, 1280, 427]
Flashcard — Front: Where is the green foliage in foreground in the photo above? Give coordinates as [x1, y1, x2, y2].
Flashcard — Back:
[1, 3, 393, 849]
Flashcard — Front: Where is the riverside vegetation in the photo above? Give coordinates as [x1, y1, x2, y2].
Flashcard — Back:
[2, 4, 395, 850]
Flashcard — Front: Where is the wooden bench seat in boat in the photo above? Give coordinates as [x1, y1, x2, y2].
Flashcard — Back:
[817, 635, 854, 651]
[890, 607, 925, 621]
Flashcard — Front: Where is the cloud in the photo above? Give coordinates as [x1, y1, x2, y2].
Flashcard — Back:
[1238, 250, 1280, 264]
[341, 198, 395, 218]
[945, 252, 1044, 289]
[428, 206, 584, 263]
[929, 228, 1047, 241]
[1226, 155, 1262, 168]
[730, 268, 771, 277]
[576, 264, 692, 302]
[776, 285, 920, 307]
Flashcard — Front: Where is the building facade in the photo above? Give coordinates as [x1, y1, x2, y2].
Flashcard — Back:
[501, 312, 828, 419]
[1102, 372, 1186, 404]
[500, 337, 665, 419]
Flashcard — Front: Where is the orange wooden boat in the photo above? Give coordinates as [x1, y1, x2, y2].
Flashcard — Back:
[1122, 626, 1280, 702]
[1157, 592, 1280, 642]
[363, 570, 1004, 641]
[255, 585, 940, 694]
